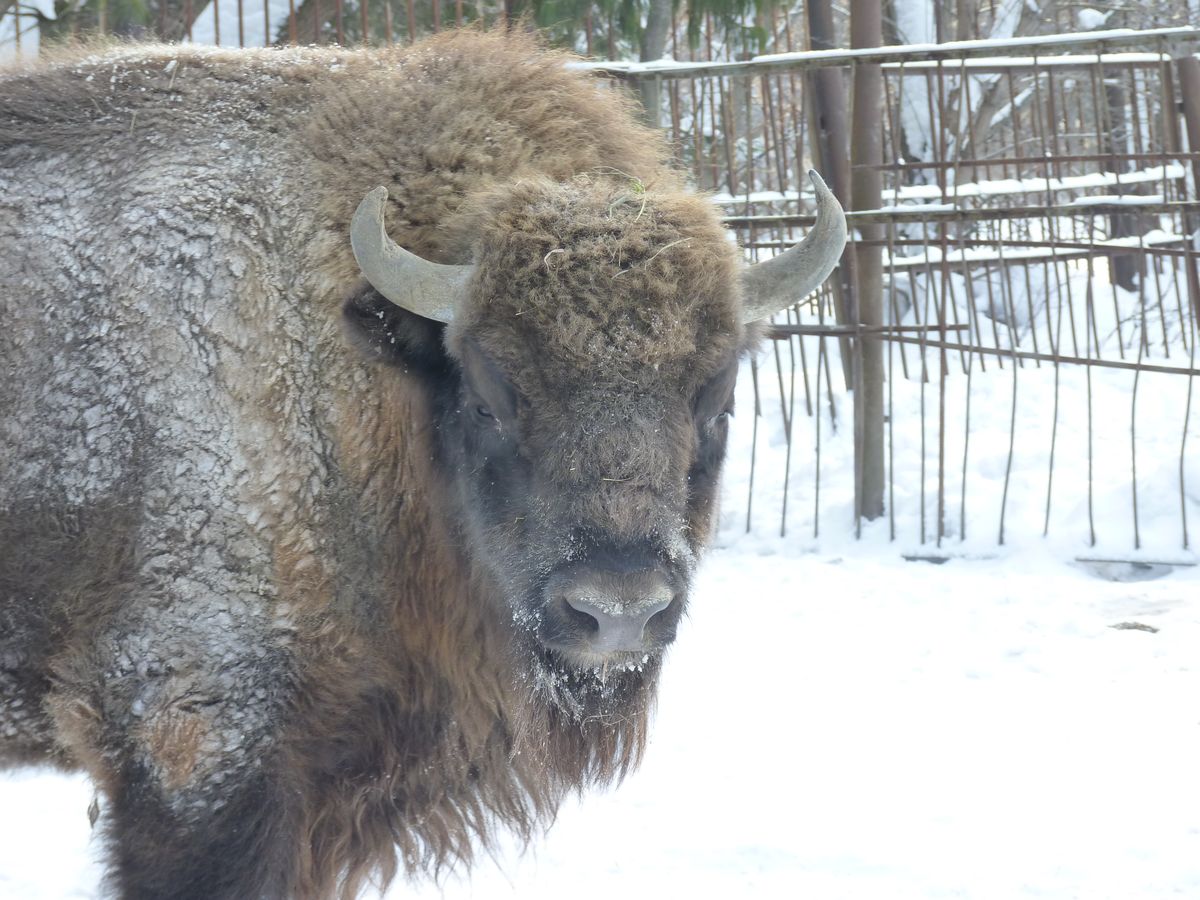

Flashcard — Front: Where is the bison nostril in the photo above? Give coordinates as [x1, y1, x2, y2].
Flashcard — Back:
[560, 598, 600, 635]
[645, 600, 673, 631]
[644, 595, 682, 643]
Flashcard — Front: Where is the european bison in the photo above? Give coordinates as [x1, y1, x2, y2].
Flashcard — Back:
[0, 29, 844, 899]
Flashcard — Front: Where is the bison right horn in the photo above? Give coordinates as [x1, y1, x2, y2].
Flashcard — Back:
[351, 186, 472, 323]
[739, 170, 847, 324]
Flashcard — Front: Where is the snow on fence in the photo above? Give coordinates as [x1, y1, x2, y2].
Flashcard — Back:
[4, 9, 1199, 560]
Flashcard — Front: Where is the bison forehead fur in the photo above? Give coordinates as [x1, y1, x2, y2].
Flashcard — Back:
[456, 177, 743, 393]
[0, 28, 801, 900]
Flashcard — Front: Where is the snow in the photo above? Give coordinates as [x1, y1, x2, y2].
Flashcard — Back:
[750, 26, 1191, 65]
[1079, 8, 1115, 31]
[711, 165, 1185, 209]
[888, 164, 1185, 203]
[979, 48, 1160, 67]
[566, 57, 707, 73]
[573, 27, 1193, 77]
[1068, 193, 1166, 207]
[582, 51, 1173, 77]
[711, 188, 803, 206]
[882, 228, 1185, 267]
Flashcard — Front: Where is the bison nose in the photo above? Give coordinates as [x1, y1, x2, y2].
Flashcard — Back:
[561, 577, 673, 654]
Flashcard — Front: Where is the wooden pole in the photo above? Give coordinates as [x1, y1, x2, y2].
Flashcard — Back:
[850, 0, 886, 523]
[805, 0, 853, 387]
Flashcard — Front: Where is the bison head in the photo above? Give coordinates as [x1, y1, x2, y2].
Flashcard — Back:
[344, 175, 844, 717]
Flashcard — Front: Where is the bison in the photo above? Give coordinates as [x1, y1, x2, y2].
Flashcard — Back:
[0, 28, 844, 900]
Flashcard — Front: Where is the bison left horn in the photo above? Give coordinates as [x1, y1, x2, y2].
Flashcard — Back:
[740, 170, 847, 324]
[351, 186, 472, 323]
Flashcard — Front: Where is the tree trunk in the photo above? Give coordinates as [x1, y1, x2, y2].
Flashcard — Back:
[1101, 10, 1142, 292]
[1104, 74, 1141, 292]
[805, 0, 853, 387]
[274, 0, 335, 43]
[850, 0, 885, 523]
[636, 0, 671, 127]
[153, 0, 211, 40]
[955, 0, 974, 40]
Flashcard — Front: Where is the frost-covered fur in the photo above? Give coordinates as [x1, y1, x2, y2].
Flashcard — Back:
[0, 29, 748, 900]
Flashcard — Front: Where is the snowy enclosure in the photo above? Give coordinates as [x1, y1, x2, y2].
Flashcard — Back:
[2, 10, 1199, 899]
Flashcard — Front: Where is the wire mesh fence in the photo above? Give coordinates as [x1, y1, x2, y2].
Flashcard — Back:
[3, 7, 1198, 559]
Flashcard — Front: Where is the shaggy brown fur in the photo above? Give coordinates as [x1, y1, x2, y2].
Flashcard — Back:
[1, 29, 752, 900]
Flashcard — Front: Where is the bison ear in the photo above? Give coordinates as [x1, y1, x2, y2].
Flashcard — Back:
[342, 284, 454, 380]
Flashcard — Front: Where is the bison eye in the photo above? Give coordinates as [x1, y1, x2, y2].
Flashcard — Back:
[474, 404, 496, 421]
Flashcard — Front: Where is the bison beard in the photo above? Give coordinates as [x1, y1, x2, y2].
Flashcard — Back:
[0, 29, 844, 900]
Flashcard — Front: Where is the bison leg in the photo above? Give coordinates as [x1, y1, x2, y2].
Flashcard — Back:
[50, 593, 300, 900]
[103, 751, 299, 900]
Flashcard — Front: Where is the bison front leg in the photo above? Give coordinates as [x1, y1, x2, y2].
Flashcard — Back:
[103, 743, 298, 900]
[51, 606, 301, 900]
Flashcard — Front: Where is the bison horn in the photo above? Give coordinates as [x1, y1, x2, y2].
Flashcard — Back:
[351, 186, 472, 324]
[740, 170, 847, 324]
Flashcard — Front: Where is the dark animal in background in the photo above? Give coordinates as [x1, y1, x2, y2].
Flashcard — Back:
[0, 29, 844, 900]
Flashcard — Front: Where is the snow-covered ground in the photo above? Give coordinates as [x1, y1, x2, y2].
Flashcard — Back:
[2, 327, 1198, 897]
[9, 546, 1197, 899]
